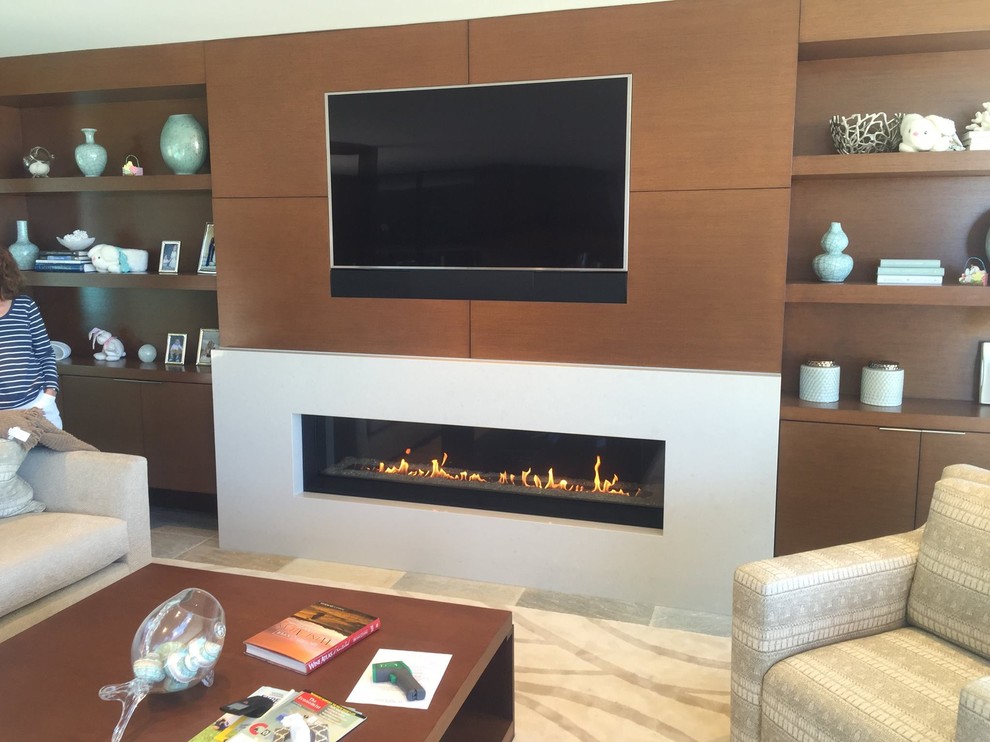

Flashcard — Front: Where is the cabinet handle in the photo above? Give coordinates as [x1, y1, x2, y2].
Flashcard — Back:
[878, 427, 922, 433]
[112, 379, 163, 385]
[921, 430, 965, 436]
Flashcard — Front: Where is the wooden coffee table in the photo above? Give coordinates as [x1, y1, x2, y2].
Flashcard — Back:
[0, 564, 514, 741]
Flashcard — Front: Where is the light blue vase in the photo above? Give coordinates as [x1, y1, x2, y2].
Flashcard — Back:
[75, 128, 107, 177]
[160, 114, 207, 175]
[813, 222, 853, 283]
[8, 220, 39, 271]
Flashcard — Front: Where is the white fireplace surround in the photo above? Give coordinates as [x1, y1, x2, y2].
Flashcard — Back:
[212, 349, 779, 614]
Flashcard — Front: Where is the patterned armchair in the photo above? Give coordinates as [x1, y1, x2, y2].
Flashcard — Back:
[731, 464, 990, 742]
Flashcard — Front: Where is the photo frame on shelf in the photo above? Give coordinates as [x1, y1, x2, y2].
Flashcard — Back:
[197, 222, 216, 274]
[196, 328, 220, 366]
[165, 332, 187, 365]
[158, 240, 180, 274]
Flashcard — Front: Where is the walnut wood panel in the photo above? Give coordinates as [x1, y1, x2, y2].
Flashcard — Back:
[794, 49, 990, 156]
[468, 0, 799, 192]
[799, 0, 990, 45]
[204, 23, 468, 199]
[24, 284, 218, 362]
[12, 96, 211, 179]
[782, 304, 988, 400]
[781, 393, 990, 433]
[787, 178, 990, 282]
[776, 420, 920, 555]
[212, 197, 471, 356]
[58, 375, 144, 455]
[916, 430, 990, 525]
[0, 43, 205, 98]
[470, 188, 789, 372]
[141, 381, 216, 494]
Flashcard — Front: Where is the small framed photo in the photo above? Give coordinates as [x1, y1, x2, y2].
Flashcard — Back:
[165, 333, 187, 365]
[196, 328, 220, 366]
[197, 222, 216, 274]
[158, 240, 180, 274]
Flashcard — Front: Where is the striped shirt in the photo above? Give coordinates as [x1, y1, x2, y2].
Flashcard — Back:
[0, 295, 59, 409]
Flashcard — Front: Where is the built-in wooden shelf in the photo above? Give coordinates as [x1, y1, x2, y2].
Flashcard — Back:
[56, 356, 211, 384]
[785, 281, 990, 306]
[0, 174, 211, 193]
[23, 271, 215, 291]
[798, 29, 990, 61]
[792, 152, 990, 180]
[781, 393, 990, 433]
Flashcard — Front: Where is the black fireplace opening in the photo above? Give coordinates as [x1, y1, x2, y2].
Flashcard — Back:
[301, 415, 664, 529]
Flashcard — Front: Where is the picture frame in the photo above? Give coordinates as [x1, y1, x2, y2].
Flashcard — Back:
[165, 332, 187, 365]
[197, 222, 216, 274]
[196, 328, 220, 366]
[158, 240, 180, 274]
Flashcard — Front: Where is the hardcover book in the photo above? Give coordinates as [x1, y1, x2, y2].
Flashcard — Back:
[878, 258, 941, 268]
[876, 274, 943, 285]
[244, 601, 381, 674]
[33, 261, 96, 272]
[876, 266, 945, 276]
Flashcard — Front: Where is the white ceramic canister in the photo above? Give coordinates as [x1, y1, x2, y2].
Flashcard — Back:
[799, 360, 840, 403]
[860, 360, 904, 406]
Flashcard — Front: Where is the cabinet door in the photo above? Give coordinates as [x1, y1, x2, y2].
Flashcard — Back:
[140, 381, 216, 494]
[916, 431, 990, 526]
[776, 421, 920, 555]
[58, 376, 145, 456]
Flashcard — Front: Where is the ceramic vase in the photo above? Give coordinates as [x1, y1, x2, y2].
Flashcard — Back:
[812, 222, 853, 282]
[160, 114, 207, 175]
[75, 128, 107, 177]
[8, 220, 39, 271]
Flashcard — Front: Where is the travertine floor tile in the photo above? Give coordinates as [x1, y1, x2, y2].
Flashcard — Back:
[650, 606, 731, 637]
[278, 558, 404, 589]
[516, 588, 654, 625]
[393, 572, 525, 607]
[151, 530, 214, 560]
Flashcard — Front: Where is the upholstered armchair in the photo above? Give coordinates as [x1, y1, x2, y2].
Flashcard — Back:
[731, 464, 990, 742]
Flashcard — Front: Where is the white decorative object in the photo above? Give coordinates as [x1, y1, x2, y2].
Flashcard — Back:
[829, 113, 902, 154]
[57, 230, 96, 251]
[138, 344, 157, 363]
[898, 113, 964, 152]
[799, 360, 840, 403]
[860, 361, 904, 407]
[50, 341, 71, 361]
[88, 244, 150, 273]
[89, 327, 126, 361]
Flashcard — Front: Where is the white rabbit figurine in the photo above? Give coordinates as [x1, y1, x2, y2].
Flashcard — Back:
[89, 327, 126, 361]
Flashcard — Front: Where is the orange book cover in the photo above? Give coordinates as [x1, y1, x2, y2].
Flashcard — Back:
[244, 601, 381, 674]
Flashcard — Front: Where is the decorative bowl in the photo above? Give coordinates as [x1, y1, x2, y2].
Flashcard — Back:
[56, 231, 96, 251]
[829, 113, 903, 154]
[51, 341, 71, 361]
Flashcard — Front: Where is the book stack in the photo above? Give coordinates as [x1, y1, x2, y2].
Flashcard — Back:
[963, 130, 990, 151]
[876, 258, 944, 285]
[34, 250, 95, 272]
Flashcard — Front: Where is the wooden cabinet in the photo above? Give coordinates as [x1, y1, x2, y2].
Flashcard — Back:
[0, 43, 218, 498]
[60, 372, 216, 494]
[777, 419, 990, 554]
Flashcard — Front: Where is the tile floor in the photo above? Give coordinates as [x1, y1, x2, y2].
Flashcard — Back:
[150, 505, 731, 636]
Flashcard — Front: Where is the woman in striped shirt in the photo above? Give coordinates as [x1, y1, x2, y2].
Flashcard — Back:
[0, 247, 61, 428]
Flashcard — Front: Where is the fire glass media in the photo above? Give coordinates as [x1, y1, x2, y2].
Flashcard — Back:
[302, 416, 664, 529]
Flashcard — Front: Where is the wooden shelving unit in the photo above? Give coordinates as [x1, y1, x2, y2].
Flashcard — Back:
[23, 271, 216, 291]
[785, 281, 989, 306]
[0, 174, 211, 194]
[792, 152, 990, 180]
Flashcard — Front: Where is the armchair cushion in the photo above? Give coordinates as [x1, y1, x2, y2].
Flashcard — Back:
[908, 476, 990, 661]
[762, 627, 990, 742]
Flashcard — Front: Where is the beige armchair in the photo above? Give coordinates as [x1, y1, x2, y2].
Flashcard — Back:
[731, 464, 990, 742]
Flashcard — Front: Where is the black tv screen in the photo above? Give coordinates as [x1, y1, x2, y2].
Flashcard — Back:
[326, 75, 631, 303]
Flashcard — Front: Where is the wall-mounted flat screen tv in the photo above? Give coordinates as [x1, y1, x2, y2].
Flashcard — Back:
[326, 75, 631, 303]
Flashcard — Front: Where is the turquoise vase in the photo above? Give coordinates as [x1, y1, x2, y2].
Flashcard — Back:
[160, 114, 207, 175]
[75, 128, 107, 177]
[8, 220, 39, 271]
[812, 222, 853, 283]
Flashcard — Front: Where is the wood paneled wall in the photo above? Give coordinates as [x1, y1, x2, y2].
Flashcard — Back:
[207, 0, 800, 372]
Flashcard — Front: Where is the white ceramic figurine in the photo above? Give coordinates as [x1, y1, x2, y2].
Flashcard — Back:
[89, 327, 126, 361]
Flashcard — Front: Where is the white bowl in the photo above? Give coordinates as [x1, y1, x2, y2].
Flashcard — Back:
[51, 341, 71, 361]
[56, 234, 96, 251]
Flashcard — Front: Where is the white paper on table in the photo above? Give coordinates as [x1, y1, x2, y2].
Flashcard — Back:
[345, 648, 452, 710]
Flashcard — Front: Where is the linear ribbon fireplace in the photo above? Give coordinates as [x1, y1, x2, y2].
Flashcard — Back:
[302, 416, 664, 529]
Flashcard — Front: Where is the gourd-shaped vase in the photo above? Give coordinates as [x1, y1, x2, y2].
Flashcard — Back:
[160, 114, 208, 175]
[8, 220, 39, 271]
[812, 222, 853, 282]
[75, 128, 107, 177]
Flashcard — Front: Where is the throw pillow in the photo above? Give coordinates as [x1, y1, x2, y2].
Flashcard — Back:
[0, 439, 44, 518]
[907, 475, 990, 660]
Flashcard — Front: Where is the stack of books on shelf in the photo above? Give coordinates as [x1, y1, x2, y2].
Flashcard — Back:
[34, 251, 95, 272]
[876, 258, 943, 286]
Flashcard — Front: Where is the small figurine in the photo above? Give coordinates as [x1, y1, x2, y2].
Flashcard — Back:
[88, 244, 150, 273]
[959, 259, 988, 286]
[89, 327, 126, 361]
[966, 102, 990, 132]
[22, 146, 54, 177]
[122, 155, 143, 176]
[899, 113, 964, 152]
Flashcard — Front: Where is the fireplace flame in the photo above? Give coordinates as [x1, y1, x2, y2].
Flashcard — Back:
[374, 453, 635, 496]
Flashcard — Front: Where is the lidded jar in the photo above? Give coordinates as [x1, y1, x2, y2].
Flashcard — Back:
[860, 360, 904, 406]
[799, 359, 840, 403]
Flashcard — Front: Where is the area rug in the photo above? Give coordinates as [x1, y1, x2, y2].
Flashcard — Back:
[157, 558, 731, 741]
